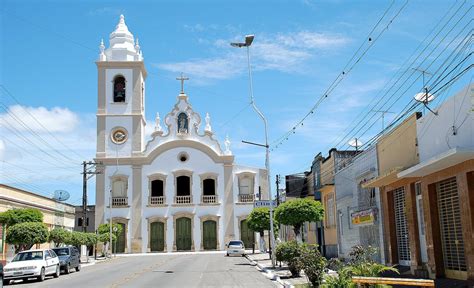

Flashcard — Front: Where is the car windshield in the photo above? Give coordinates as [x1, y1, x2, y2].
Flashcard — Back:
[229, 241, 243, 246]
[52, 248, 69, 256]
[12, 251, 43, 262]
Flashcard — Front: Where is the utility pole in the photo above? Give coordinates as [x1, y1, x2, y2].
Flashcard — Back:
[81, 161, 102, 233]
[276, 175, 281, 206]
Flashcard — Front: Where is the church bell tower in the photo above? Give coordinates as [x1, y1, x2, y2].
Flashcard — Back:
[96, 15, 147, 159]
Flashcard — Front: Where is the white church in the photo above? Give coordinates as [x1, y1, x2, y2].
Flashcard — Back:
[94, 15, 268, 253]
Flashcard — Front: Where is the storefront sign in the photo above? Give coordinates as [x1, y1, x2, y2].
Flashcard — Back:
[351, 209, 375, 226]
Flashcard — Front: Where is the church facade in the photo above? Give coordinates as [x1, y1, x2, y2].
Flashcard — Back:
[94, 15, 268, 253]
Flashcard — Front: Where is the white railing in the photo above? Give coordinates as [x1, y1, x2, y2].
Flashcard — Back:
[238, 194, 254, 203]
[149, 196, 165, 205]
[112, 197, 128, 207]
[175, 195, 192, 204]
[202, 195, 217, 204]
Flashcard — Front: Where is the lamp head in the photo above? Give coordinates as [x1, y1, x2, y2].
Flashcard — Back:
[245, 35, 254, 46]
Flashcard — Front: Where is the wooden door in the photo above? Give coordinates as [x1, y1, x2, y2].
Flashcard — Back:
[150, 222, 165, 252]
[240, 219, 254, 249]
[176, 218, 192, 251]
[113, 223, 126, 253]
[203, 220, 217, 250]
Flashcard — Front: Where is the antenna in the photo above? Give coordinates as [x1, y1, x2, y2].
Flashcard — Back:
[348, 138, 363, 152]
[412, 68, 438, 116]
[53, 190, 70, 202]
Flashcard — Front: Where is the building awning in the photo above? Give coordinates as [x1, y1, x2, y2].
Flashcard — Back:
[398, 147, 474, 178]
[362, 167, 404, 188]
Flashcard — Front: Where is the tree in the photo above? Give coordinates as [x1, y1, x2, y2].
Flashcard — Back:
[274, 198, 324, 242]
[247, 207, 278, 252]
[0, 208, 43, 227]
[98, 223, 123, 237]
[49, 228, 72, 247]
[67, 231, 88, 247]
[6, 222, 49, 252]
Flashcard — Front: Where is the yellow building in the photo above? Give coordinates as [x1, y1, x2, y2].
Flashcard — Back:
[0, 184, 76, 261]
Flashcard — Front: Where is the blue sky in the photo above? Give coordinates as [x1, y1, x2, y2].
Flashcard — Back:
[0, 0, 471, 205]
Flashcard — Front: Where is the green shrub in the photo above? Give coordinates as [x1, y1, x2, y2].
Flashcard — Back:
[6, 222, 49, 252]
[276, 240, 302, 277]
[49, 228, 72, 247]
[300, 244, 326, 287]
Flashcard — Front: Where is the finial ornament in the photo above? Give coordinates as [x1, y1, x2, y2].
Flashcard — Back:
[99, 38, 106, 61]
[205, 112, 212, 133]
[155, 112, 163, 132]
[119, 14, 125, 23]
[224, 135, 232, 155]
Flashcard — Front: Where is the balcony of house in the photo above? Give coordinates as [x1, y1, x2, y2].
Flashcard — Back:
[238, 194, 254, 204]
[112, 197, 128, 207]
[173, 175, 193, 206]
[149, 179, 166, 206]
[200, 178, 218, 205]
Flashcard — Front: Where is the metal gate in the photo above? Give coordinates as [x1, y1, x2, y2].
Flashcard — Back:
[393, 187, 410, 266]
[150, 222, 165, 252]
[176, 218, 192, 251]
[203, 220, 217, 250]
[437, 177, 467, 280]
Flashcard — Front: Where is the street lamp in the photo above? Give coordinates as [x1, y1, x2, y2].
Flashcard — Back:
[231, 35, 276, 267]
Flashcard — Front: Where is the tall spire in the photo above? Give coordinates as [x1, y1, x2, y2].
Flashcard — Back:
[103, 14, 143, 61]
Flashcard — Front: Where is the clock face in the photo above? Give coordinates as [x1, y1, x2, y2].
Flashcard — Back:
[111, 128, 127, 144]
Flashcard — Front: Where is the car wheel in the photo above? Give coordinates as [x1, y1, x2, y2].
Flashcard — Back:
[65, 263, 70, 274]
[54, 265, 60, 278]
[37, 267, 45, 282]
[75, 264, 81, 272]
[226, 253, 229, 256]
[3, 279, 9, 286]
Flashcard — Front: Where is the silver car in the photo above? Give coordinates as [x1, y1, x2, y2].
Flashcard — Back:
[226, 240, 245, 257]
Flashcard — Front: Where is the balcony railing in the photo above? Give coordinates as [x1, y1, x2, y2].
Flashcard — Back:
[112, 197, 128, 207]
[149, 196, 165, 205]
[175, 195, 192, 204]
[202, 195, 217, 204]
[238, 194, 254, 203]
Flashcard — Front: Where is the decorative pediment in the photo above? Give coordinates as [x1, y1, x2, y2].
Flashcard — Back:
[144, 92, 228, 158]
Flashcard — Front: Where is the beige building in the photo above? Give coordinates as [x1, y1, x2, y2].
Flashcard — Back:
[0, 184, 76, 261]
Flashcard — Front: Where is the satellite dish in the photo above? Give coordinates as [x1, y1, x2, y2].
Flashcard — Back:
[53, 190, 70, 202]
[348, 138, 363, 148]
[414, 91, 435, 103]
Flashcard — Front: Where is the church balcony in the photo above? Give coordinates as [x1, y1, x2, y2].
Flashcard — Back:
[149, 196, 165, 206]
[112, 197, 128, 207]
[175, 195, 192, 204]
[238, 194, 254, 203]
[201, 195, 218, 204]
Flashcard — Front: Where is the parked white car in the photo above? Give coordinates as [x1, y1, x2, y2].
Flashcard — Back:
[226, 240, 245, 256]
[3, 249, 60, 285]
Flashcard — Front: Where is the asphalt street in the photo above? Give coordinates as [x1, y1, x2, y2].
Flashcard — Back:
[6, 252, 276, 288]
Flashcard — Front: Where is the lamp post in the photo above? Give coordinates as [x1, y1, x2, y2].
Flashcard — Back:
[231, 35, 276, 267]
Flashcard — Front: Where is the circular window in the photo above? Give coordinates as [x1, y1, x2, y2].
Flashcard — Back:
[178, 152, 189, 162]
[110, 127, 128, 144]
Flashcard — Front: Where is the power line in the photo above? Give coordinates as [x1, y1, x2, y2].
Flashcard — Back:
[271, 0, 409, 149]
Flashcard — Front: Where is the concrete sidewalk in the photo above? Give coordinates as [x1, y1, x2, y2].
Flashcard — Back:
[245, 252, 309, 288]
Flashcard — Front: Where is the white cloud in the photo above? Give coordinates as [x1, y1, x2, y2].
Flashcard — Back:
[156, 31, 350, 82]
[0, 105, 79, 133]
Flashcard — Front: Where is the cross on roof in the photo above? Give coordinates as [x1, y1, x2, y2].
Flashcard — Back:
[176, 73, 189, 94]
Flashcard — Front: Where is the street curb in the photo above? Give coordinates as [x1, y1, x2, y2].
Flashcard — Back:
[244, 255, 292, 288]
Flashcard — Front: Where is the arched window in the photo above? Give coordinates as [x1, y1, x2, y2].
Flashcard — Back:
[177, 112, 188, 134]
[112, 178, 127, 197]
[203, 179, 216, 196]
[151, 180, 164, 197]
[113, 75, 126, 102]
